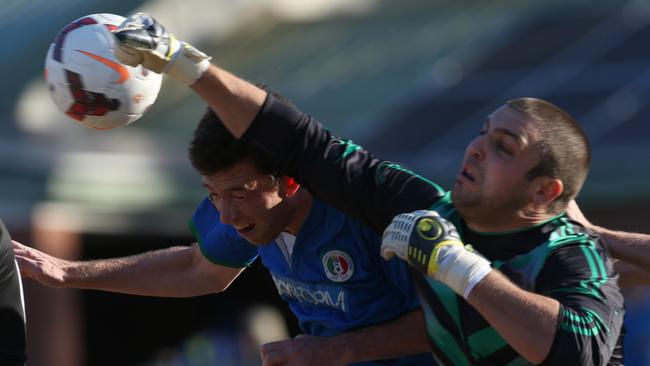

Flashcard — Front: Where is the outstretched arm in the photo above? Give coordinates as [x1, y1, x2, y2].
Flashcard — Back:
[13, 241, 243, 297]
[260, 309, 429, 366]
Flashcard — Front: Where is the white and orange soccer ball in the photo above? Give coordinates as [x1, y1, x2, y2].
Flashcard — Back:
[44, 13, 162, 130]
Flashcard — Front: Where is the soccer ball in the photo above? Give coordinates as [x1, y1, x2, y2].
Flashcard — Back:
[44, 13, 162, 130]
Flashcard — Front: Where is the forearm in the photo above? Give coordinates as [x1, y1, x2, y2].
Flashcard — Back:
[467, 271, 559, 364]
[191, 64, 266, 138]
[335, 309, 430, 363]
[260, 309, 429, 366]
[63, 245, 224, 297]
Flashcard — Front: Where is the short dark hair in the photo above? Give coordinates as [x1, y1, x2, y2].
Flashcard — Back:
[507, 98, 591, 212]
[188, 107, 278, 176]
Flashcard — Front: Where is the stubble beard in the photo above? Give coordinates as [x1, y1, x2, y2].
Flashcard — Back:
[452, 183, 528, 229]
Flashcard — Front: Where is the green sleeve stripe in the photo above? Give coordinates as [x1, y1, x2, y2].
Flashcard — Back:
[561, 307, 608, 336]
[563, 218, 575, 235]
[374, 161, 445, 194]
[543, 287, 603, 299]
[579, 244, 603, 299]
[588, 240, 608, 289]
[545, 236, 609, 300]
[547, 234, 587, 249]
[336, 139, 363, 161]
[579, 241, 609, 298]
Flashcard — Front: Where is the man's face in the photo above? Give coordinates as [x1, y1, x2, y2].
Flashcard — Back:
[202, 160, 290, 244]
[451, 104, 542, 226]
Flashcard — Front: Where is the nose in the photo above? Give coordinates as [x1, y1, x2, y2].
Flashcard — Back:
[466, 136, 485, 161]
[215, 198, 238, 226]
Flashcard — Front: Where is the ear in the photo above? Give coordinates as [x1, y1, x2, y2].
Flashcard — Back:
[281, 176, 301, 197]
[530, 176, 563, 205]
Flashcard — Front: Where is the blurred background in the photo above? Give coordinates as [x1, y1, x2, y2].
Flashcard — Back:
[3, 0, 650, 364]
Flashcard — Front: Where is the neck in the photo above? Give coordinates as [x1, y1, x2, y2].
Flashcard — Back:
[283, 188, 313, 235]
[465, 207, 557, 233]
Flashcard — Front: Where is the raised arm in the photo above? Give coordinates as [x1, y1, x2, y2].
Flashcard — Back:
[191, 65, 266, 139]
[112, 14, 444, 233]
[13, 241, 242, 297]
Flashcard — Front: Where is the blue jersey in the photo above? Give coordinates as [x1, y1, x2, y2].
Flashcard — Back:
[190, 197, 434, 366]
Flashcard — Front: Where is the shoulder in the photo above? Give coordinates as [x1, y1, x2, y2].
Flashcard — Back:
[537, 216, 614, 283]
[546, 215, 605, 251]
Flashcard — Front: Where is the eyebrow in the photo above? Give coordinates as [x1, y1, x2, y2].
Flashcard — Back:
[492, 128, 524, 147]
[484, 120, 525, 147]
[202, 182, 248, 193]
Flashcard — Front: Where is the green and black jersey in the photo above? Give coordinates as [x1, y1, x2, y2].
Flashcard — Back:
[242, 94, 625, 365]
[419, 193, 624, 365]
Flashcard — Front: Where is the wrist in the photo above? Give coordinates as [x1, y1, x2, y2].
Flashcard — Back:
[165, 41, 211, 86]
[436, 245, 492, 299]
[60, 260, 84, 287]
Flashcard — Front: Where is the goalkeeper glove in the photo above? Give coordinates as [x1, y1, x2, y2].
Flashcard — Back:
[112, 12, 211, 85]
[381, 210, 492, 299]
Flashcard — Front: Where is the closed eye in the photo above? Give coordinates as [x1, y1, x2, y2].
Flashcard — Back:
[496, 140, 513, 156]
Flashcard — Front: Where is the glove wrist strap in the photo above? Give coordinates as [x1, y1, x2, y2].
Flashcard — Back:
[436, 245, 492, 299]
[165, 42, 212, 85]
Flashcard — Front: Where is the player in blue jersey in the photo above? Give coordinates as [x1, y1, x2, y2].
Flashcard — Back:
[102, 13, 630, 365]
[13, 112, 433, 365]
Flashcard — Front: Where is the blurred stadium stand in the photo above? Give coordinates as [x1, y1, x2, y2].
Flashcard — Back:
[3, 0, 650, 364]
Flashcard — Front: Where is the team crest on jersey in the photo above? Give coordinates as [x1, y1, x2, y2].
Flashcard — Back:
[322, 250, 354, 282]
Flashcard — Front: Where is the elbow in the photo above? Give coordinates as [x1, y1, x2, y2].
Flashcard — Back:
[528, 352, 548, 365]
[539, 334, 618, 366]
[525, 344, 554, 365]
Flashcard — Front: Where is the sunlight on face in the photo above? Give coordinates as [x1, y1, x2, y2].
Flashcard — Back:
[451, 105, 542, 229]
[202, 160, 289, 244]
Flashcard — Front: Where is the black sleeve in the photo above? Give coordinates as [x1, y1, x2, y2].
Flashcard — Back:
[242, 94, 446, 233]
[0, 220, 26, 366]
[536, 236, 624, 366]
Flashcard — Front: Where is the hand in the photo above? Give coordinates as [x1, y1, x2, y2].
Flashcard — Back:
[381, 210, 492, 299]
[12, 241, 71, 287]
[260, 335, 348, 366]
[112, 12, 211, 85]
[381, 210, 463, 275]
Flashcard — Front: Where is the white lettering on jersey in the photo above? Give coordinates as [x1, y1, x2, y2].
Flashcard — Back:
[271, 274, 347, 312]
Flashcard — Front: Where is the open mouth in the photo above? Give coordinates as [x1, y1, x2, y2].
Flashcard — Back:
[236, 224, 255, 235]
[461, 168, 476, 182]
